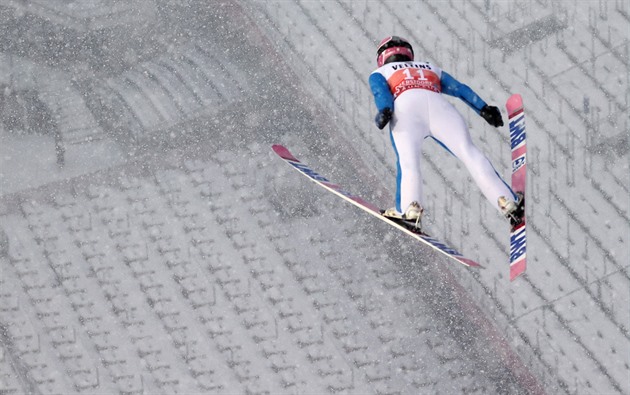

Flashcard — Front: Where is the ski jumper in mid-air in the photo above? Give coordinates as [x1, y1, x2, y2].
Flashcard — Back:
[369, 36, 524, 229]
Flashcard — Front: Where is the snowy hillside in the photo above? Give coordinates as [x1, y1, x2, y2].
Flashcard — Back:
[0, 0, 628, 394]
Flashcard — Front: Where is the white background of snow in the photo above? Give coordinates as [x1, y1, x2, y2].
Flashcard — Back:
[0, 0, 627, 394]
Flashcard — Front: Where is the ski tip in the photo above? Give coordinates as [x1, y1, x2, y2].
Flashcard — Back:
[506, 94, 523, 116]
[510, 259, 526, 281]
[272, 144, 299, 162]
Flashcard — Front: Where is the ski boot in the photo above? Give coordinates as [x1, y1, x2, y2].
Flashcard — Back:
[382, 201, 424, 232]
[498, 192, 525, 228]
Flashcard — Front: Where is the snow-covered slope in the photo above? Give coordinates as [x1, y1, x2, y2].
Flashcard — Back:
[0, 0, 627, 394]
[243, 0, 629, 392]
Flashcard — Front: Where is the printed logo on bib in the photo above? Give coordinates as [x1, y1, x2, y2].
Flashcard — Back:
[388, 67, 441, 98]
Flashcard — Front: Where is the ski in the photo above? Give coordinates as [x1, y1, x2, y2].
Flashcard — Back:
[506, 94, 527, 281]
[272, 144, 481, 268]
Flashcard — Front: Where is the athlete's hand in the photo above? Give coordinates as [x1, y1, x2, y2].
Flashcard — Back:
[375, 108, 392, 130]
[480, 105, 504, 127]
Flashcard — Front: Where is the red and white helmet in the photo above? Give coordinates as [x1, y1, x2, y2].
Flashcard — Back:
[376, 36, 414, 67]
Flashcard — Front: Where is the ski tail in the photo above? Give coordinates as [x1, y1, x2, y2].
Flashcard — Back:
[272, 144, 482, 268]
[506, 94, 527, 281]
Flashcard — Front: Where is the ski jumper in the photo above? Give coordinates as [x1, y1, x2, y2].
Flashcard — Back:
[369, 61, 515, 214]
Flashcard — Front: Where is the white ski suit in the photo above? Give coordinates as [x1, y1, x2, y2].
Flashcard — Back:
[369, 61, 515, 214]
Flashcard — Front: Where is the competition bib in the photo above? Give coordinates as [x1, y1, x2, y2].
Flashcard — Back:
[388, 66, 441, 98]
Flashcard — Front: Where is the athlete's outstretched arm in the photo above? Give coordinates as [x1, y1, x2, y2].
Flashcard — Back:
[440, 71, 487, 113]
[369, 73, 393, 111]
[369, 73, 394, 129]
[441, 71, 503, 127]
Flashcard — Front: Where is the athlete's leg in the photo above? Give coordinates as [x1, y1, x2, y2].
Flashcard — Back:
[390, 128, 424, 212]
[428, 97, 515, 211]
[389, 95, 430, 213]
